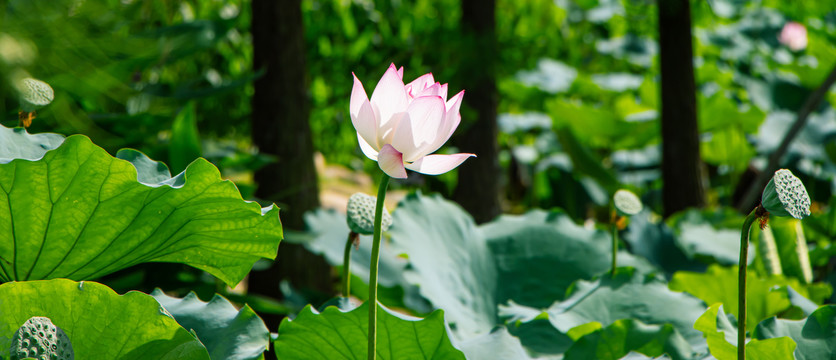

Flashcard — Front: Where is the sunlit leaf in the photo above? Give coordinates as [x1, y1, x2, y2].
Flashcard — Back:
[274, 302, 465, 359]
[0, 279, 210, 360]
[0, 127, 282, 285]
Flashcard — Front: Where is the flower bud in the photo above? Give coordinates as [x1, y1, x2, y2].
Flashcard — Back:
[346, 193, 392, 235]
[614, 189, 643, 216]
[761, 169, 810, 219]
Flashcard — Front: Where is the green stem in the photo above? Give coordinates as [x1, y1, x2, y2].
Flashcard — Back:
[738, 206, 759, 360]
[368, 175, 390, 360]
[611, 213, 618, 277]
[343, 232, 357, 298]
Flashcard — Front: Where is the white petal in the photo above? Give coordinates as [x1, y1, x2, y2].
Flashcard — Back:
[357, 133, 379, 160]
[405, 153, 475, 175]
[350, 73, 369, 119]
[424, 90, 465, 155]
[406, 96, 446, 152]
[370, 64, 408, 129]
[439, 84, 448, 100]
[351, 98, 379, 150]
[378, 144, 408, 179]
[397, 66, 404, 79]
[379, 112, 407, 145]
[390, 112, 418, 160]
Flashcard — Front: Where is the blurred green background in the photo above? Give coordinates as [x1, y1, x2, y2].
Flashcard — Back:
[2, 0, 836, 331]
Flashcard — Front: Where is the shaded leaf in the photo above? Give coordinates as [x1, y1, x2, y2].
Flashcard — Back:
[169, 102, 203, 174]
[694, 303, 797, 360]
[151, 290, 270, 360]
[0, 279, 210, 360]
[564, 319, 693, 360]
[388, 193, 497, 339]
[501, 269, 707, 352]
[483, 210, 656, 308]
[755, 305, 836, 360]
[669, 265, 831, 331]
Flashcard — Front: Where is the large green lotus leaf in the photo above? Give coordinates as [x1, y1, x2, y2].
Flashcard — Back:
[386, 194, 657, 341]
[668, 209, 752, 266]
[0, 132, 282, 285]
[297, 208, 409, 291]
[273, 302, 465, 359]
[694, 303, 796, 360]
[755, 305, 836, 360]
[0, 279, 210, 360]
[621, 210, 705, 276]
[669, 265, 831, 331]
[0, 126, 65, 163]
[483, 209, 656, 308]
[387, 193, 498, 339]
[455, 327, 535, 360]
[564, 319, 694, 360]
[500, 269, 707, 352]
[151, 289, 270, 360]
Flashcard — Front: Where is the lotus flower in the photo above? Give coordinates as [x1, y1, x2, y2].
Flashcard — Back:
[778, 22, 807, 51]
[350, 63, 475, 179]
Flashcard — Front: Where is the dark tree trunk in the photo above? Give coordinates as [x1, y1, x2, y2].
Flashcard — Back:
[453, 0, 502, 224]
[657, 0, 705, 217]
[249, 0, 332, 334]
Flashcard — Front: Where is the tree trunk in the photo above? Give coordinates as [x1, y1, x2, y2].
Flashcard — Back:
[657, 0, 705, 217]
[453, 0, 502, 224]
[249, 0, 332, 334]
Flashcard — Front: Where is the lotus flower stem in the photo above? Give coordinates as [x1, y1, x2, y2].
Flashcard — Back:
[343, 231, 358, 298]
[738, 205, 761, 360]
[368, 175, 390, 360]
[611, 211, 618, 277]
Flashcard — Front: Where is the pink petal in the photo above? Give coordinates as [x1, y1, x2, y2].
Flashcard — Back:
[351, 98, 379, 150]
[406, 73, 435, 96]
[370, 65, 409, 129]
[350, 73, 369, 119]
[439, 84, 448, 100]
[378, 144, 408, 179]
[357, 133, 379, 160]
[444, 90, 465, 138]
[416, 83, 442, 98]
[405, 153, 475, 175]
[397, 66, 404, 79]
[406, 96, 446, 153]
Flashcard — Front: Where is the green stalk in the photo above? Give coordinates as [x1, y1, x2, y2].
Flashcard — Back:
[738, 207, 759, 360]
[343, 232, 357, 298]
[611, 212, 618, 277]
[367, 175, 390, 360]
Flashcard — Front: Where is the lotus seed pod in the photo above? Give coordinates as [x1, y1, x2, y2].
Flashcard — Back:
[613, 189, 643, 216]
[346, 193, 392, 235]
[10, 317, 73, 360]
[761, 169, 811, 219]
[17, 78, 54, 113]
